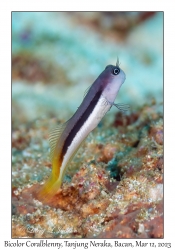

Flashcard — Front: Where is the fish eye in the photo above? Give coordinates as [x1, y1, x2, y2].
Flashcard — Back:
[113, 67, 120, 75]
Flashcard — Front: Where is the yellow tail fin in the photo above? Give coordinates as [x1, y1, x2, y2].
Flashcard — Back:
[37, 174, 62, 201]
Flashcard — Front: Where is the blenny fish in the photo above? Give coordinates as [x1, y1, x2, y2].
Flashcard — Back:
[38, 63, 126, 199]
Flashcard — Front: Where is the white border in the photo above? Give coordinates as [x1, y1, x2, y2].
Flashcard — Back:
[1, 1, 174, 248]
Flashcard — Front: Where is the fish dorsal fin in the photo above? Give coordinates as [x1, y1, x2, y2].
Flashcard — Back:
[49, 121, 67, 161]
[83, 85, 91, 98]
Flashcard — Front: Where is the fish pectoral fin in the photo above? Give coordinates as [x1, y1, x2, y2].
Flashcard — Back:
[113, 103, 130, 113]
